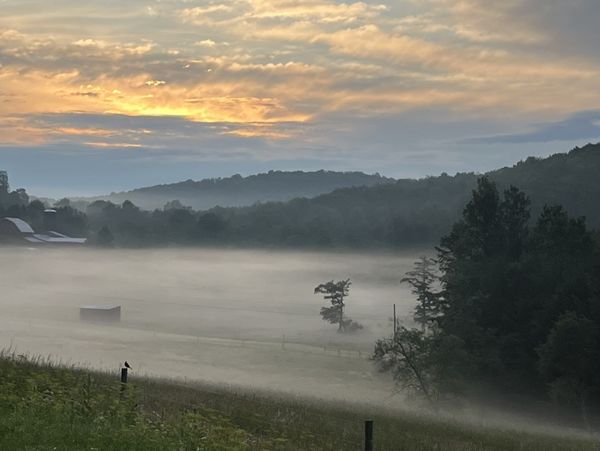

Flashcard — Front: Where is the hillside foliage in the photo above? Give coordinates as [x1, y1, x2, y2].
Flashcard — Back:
[73, 170, 393, 211]
[374, 177, 600, 427]
[2, 143, 600, 248]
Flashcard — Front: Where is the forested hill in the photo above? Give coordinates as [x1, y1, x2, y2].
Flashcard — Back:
[4, 143, 600, 248]
[489, 143, 600, 220]
[202, 143, 600, 247]
[75, 170, 394, 210]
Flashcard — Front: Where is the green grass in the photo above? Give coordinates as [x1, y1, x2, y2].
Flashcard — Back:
[0, 352, 598, 450]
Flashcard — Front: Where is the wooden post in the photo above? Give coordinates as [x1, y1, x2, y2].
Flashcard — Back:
[365, 420, 374, 451]
[393, 304, 397, 340]
[121, 367, 128, 384]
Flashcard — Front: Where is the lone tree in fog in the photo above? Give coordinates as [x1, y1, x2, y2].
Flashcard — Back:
[314, 279, 362, 333]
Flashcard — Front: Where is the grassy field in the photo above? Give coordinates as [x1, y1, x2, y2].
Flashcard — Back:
[0, 352, 598, 450]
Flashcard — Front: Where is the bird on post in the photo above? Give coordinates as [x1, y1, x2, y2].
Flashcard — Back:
[124, 361, 132, 370]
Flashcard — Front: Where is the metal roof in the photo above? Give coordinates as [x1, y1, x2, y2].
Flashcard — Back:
[1, 217, 35, 234]
[46, 231, 68, 238]
[32, 234, 87, 244]
[24, 236, 45, 243]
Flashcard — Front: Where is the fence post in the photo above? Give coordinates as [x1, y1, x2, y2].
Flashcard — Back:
[364, 420, 373, 451]
[121, 367, 128, 384]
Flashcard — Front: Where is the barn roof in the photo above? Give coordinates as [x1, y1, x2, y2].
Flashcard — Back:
[1, 217, 35, 234]
[1, 217, 87, 244]
[33, 234, 87, 244]
[24, 236, 45, 243]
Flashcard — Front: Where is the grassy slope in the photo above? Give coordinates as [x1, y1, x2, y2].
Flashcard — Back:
[0, 354, 598, 451]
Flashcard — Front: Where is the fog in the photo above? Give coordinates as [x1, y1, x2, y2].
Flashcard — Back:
[0, 246, 420, 405]
[1, 245, 593, 440]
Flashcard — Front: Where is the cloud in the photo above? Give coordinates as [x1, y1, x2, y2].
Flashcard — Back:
[243, 0, 388, 23]
[195, 39, 217, 48]
[55, 127, 116, 137]
[145, 80, 167, 87]
[180, 0, 388, 26]
[1, 112, 312, 158]
[411, 0, 600, 55]
[470, 111, 600, 144]
[84, 141, 143, 149]
[312, 24, 441, 65]
[3, 1, 600, 134]
[72, 38, 109, 48]
[1, 0, 600, 192]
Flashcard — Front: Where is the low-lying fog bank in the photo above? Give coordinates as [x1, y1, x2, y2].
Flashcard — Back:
[0, 246, 417, 405]
[1, 246, 593, 439]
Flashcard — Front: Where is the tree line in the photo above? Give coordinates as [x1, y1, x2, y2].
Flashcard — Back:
[0, 168, 468, 247]
[75, 170, 393, 211]
[5, 143, 600, 248]
[373, 177, 600, 428]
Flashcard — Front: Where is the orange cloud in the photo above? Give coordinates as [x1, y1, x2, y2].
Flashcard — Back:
[84, 142, 143, 149]
[54, 127, 116, 137]
[2, 0, 600, 149]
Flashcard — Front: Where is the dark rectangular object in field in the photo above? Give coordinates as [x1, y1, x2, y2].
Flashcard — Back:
[79, 304, 121, 322]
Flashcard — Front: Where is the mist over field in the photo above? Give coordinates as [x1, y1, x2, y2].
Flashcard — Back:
[0, 247, 421, 404]
[3, 0, 600, 446]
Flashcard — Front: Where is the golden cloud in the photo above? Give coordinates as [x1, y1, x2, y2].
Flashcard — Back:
[55, 127, 116, 137]
[84, 142, 143, 149]
[2, 0, 600, 148]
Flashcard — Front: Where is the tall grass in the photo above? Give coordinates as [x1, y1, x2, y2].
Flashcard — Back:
[0, 351, 598, 450]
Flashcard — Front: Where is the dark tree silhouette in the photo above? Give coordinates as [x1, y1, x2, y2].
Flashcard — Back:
[401, 256, 444, 330]
[97, 225, 114, 247]
[373, 327, 468, 408]
[374, 176, 600, 422]
[314, 279, 361, 333]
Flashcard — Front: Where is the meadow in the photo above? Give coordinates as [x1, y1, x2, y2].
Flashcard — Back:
[1, 247, 598, 449]
[1, 351, 598, 450]
[0, 247, 415, 404]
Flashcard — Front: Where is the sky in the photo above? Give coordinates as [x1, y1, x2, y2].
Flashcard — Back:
[1, 0, 600, 197]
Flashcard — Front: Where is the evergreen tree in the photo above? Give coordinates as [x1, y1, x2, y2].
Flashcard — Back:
[400, 256, 444, 329]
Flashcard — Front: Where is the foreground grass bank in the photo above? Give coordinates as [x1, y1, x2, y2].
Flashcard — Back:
[0, 354, 598, 450]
